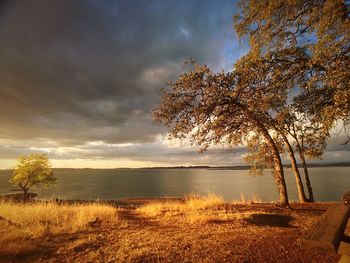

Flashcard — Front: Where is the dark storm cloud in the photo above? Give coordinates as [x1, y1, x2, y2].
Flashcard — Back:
[0, 0, 349, 167]
[0, 0, 237, 145]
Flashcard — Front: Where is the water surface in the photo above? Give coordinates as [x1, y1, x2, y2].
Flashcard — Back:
[0, 167, 348, 201]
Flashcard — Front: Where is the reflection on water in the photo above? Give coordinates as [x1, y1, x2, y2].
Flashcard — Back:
[0, 167, 348, 201]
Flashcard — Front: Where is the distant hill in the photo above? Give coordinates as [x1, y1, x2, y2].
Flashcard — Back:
[1, 162, 350, 172]
[136, 162, 350, 170]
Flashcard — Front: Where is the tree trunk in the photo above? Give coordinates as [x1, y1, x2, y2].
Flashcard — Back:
[299, 153, 315, 202]
[23, 188, 28, 203]
[282, 135, 307, 203]
[260, 129, 289, 207]
[235, 103, 289, 207]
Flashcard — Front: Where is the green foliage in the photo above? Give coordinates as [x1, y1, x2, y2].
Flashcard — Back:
[10, 153, 57, 194]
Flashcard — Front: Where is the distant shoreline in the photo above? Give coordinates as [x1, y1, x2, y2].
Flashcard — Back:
[1, 162, 350, 171]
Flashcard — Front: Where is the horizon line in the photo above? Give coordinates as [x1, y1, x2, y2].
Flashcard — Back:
[1, 162, 350, 171]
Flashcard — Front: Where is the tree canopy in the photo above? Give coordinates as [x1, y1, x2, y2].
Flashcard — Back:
[153, 0, 349, 206]
[10, 153, 57, 199]
[153, 60, 290, 206]
[234, 0, 349, 201]
[234, 0, 350, 135]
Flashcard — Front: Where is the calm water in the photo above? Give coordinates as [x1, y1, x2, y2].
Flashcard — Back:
[0, 167, 349, 201]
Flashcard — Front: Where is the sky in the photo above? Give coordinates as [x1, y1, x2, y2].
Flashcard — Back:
[0, 0, 349, 168]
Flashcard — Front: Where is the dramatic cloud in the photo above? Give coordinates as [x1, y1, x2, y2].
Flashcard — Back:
[0, 0, 239, 143]
[0, 0, 348, 168]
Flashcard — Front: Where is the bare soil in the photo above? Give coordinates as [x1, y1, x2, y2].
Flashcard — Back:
[0, 202, 343, 263]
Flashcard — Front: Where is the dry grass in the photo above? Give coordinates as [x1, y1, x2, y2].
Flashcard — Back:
[231, 193, 263, 204]
[0, 201, 117, 240]
[137, 193, 260, 224]
[137, 193, 224, 217]
[184, 210, 256, 225]
[0, 200, 339, 263]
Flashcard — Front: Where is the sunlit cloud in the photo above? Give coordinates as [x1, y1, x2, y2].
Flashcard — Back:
[0, 1, 348, 169]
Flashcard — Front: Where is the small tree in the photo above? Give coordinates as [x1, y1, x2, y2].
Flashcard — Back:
[10, 153, 57, 200]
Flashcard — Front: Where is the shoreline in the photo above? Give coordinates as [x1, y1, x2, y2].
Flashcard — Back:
[1, 194, 340, 209]
[1, 162, 350, 171]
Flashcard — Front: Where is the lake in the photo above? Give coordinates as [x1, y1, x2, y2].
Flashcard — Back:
[0, 167, 349, 202]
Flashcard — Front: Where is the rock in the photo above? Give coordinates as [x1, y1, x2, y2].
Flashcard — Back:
[88, 217, 101, 226]
[298, 204, 350, 253]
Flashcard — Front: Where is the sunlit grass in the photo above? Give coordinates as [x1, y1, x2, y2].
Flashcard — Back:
[137, 193, 269, 224]
[0, 197, 332, 262]
[137, 193, 263, 224]
[0, 201, 117, 240]
[137, 193, 225, 217]
[231, 193, 263, 204]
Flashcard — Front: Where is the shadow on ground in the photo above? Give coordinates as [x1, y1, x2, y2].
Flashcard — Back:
[0, 241, 55, 263]
[244, 213, 293, 227]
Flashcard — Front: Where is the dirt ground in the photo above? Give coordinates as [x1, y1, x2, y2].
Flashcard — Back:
[0, 202, 343, 263]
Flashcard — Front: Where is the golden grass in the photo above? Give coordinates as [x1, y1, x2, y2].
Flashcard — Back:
[137, 193, 225, 218]
[185, 210, 244, 225]
[137, 193, 261, 224]
[0, 200, 336, 262]
[231, 193, 263, 204]
[0, 201, 117, 240]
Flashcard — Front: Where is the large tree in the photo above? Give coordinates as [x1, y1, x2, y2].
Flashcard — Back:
[234, 0, 349, 200]
[234, 0, 349, 134]
[243, 108, 309, 203]
[235, 50, 312, 203]
[153, 60, 290, 207]
[282, 111, 329, 201]
[154, 0, 348, 206]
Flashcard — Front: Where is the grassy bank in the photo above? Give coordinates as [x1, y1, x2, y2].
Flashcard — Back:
[0, 201, 117, 261]
[0, 201, 117, 237]
[0, 195, 341, 262]
[137, 193, 263, 224]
